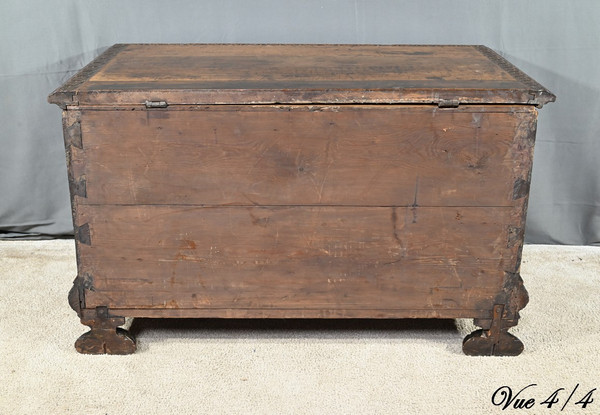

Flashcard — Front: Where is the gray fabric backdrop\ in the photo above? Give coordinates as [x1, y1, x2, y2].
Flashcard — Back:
[1, 1, 599, 244]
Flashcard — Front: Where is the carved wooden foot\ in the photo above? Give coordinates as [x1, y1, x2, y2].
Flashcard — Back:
[75, 306, 136, 355]
[69, 275, 136, 354]
[463, 304, 524, 356]
[463, 271, 529, 356]
[462, 328, 524, 356]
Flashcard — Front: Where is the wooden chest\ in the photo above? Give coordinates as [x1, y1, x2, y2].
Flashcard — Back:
[49, 44, 555, 355]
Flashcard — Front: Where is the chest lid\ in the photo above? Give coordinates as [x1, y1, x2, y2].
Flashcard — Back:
[48, 43, 555, 109]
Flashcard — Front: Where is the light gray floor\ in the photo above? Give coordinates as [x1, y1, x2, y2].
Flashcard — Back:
[1, 241, 598, 414]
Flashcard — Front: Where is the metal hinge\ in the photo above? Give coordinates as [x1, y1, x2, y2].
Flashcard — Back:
[437, 99, 460, 108]
[145, 100, 168, 108]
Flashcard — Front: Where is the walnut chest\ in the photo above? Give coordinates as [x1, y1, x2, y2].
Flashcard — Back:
[48, 44, 555, 355]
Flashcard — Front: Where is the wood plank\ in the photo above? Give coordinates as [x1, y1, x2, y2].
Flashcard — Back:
[73, 105, 531, 207]
[77, 205, 514, 312]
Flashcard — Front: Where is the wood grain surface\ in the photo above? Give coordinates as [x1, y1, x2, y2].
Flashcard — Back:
[48, 44, 556, 107]
[71, 105, 534, 207]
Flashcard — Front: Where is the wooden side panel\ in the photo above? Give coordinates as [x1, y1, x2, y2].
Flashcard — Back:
[72, 106, 531, 207]
[77, 205, 516, 313]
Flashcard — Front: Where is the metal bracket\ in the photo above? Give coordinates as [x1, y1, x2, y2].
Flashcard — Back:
[437, 99, 460, 108]
[145, 100, 168, 108]
[70, 176, 87, 198]
[76, 223, 91, 245]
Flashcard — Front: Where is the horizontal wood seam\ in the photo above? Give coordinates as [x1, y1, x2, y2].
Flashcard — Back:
[79, 204, 514, 208]
[108, 307, 489, 311]
[74, 103, 538, 111]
